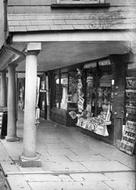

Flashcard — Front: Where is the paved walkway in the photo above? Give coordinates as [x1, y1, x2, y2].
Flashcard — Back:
[0, 164, 11, 190]
[0, 111, 135, 190]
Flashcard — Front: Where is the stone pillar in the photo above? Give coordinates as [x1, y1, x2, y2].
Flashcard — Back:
[46, 75, 50, 120]
[0, 71, 7, 107]
[6, 65, 19, 142]
[20, 43, 41, 167]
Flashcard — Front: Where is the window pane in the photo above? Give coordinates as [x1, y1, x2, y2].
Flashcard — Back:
[60, 73, 68, 110]
[68, 71, 78, 104]
[86, 74, 94, 116]
[55, 74, 61, 108]
[59, 0, 99, 4]
[55, 72, 68, 110]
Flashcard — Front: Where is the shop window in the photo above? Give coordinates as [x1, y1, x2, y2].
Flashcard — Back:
[55, 73, 61, 108]
[39, 74, 47, 119]
[60, 74, 68, 110]
[85, 62, 112, 116]
[55, 71, 68, 110]
[18, 78, 25, 110]
[57, 0, 100, 4]
[68, 71, 78, 104]
[68, 60, 113, 137]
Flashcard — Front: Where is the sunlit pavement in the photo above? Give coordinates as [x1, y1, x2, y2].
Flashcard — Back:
[0, 111, 135, 190]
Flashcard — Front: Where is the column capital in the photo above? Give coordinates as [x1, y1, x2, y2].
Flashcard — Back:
[26, 42, 42, 56]
[26, 50, 40, 56]
[8, 63, 17, 69]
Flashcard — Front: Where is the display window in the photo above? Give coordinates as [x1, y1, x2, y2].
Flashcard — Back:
[51, 60, 113, 136]
[38, 74, 47, 119]
[68, 71, 78, 104]
[18, 78, 25, 110]
[49, 55, 129, 147]
[85, 62, 112, 116]
[55, 72, 60, 108]
[54, 71, 68, 110]
[73, 61, 113, 136]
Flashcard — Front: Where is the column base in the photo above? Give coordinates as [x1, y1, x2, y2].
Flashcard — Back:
[6, 136, 20, 142]
[19, 153, 41, 167]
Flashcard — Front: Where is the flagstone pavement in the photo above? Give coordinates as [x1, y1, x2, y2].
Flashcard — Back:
[0, 111, 135, 190]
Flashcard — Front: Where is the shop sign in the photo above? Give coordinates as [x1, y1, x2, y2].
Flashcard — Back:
[84, 62, 97, 69]
[120, 120, 136, 155]
[99, 59, 111, 66]
[40, 89, 46, 93]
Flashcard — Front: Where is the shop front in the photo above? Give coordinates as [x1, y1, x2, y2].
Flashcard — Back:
[48, 53, 129, 147]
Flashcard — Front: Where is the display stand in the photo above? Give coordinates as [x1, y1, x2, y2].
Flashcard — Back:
[120, 77, 136, 155]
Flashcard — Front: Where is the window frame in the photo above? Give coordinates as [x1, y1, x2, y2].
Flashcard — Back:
[54, 70, 69, 110]
[51, 0, 110, 8]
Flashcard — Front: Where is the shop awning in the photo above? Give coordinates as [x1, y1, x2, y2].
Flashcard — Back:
[15, 41, 131, 72]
